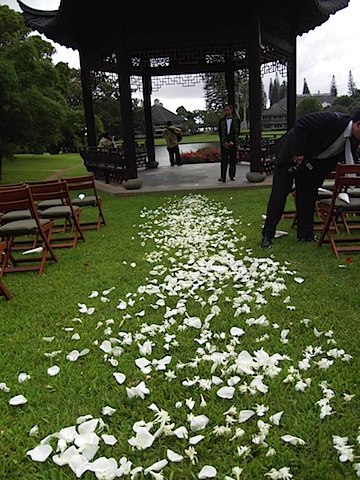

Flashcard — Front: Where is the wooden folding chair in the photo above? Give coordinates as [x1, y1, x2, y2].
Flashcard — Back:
[61, 174, 106, 231]
[0, 186, 58, 275]
[0, 240, 12, 300]
[317, 163, 360, 257]
[28, 181, 85, 248]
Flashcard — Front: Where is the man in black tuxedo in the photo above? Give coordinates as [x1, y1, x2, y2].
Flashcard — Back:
[261, 111, 360, 248]
[218, 104, 240, 182]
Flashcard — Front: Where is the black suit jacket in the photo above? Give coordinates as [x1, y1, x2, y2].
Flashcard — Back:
[275, 111, 358, 165]
[218, 116, 240, 149]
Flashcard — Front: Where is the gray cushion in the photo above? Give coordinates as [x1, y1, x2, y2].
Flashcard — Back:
[36, 199, 63, 210]
[1, 209, 32, 223]
[72, 196, 99, 207]
[40, 205, 80, 218]
[319, 197, 360, 211]
[0, 218, 50, 236]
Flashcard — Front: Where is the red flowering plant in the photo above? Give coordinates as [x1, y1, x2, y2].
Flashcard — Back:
[181, 147, 222, 164]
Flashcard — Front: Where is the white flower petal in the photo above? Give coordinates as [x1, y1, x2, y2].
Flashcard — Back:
[198, 465, 217, 479]
[281, 434, 305, 446]
[238, 410, 255, 423]
[101, 434, 117, 446]
[269, 411, 284, 426]
[29, 425, 39, 436]
[47, 365, 60, 376]
[18, 372, 31, 383]
[9, 394, 27, 405]
[167, 449, 184, 462]
[102, 405, 116, 416]
[27, 444, 52, 462]
[217, 386, 235, 399]
[189, 435, 205, 445]
[190, 414, 209, 432]
[294, 277, 304, 284]
[144, 459, 168, 475]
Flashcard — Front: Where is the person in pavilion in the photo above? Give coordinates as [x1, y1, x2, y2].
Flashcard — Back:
[163, 121, 182, 166]
[98, 132, 116, 149]
[218, 104, 241, 183]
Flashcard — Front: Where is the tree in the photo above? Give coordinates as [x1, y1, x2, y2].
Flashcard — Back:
[268, 78, 273, 106]
[330, 75, 338, 97]
[268, 73, 287, 107]
[270, 73, 280, 105]
[176, 106, 197, 132]
[297, 97, 323, 117]
[302, 78, 310, 95]
[0, 6, 69, 177]
[203, 72, 227, 111]
[348, 70, 357, 96]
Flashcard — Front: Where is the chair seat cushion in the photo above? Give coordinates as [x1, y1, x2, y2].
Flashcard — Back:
[37, 199, 63, 210]
[319, 197, 360, 211]
[1, 209, 32, 224]
[40, 205, 80, 218]
[0, 218, 50, 235]
[72, 196, 99, 207]
[348, 187, 360, 198]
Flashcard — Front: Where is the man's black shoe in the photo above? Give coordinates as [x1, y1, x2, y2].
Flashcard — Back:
[298, 236, 317, 243]
[230, 177, 235, 181]
[218, 178, 226, 183]
[261, 236, 272, 248]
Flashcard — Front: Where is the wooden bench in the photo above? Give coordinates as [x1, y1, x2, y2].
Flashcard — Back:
[237, 140, 277, 175]
[79, 145, 150, 184]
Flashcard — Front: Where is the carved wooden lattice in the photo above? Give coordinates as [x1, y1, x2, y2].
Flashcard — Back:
[129, 42, 248, 73]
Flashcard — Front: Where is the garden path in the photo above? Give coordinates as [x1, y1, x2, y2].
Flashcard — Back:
[46, 162, 84, 181]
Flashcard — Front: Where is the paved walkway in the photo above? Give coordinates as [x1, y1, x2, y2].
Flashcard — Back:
[95, 162, 273, 196]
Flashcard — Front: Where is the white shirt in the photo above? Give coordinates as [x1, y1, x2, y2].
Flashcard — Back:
[226, 116, 232, 135]
[315, 120, 353, 164]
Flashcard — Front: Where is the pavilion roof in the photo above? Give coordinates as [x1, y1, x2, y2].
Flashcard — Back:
[18, 0, 349, 53]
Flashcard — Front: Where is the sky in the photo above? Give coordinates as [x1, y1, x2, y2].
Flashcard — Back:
[2, 0, 360, 112]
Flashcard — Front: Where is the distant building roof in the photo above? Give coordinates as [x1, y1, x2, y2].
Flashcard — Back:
[297, 93, 337, 108]
[262, 93, 337, 117]
[151, 100, 184, 126]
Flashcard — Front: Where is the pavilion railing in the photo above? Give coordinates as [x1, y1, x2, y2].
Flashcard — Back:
[79, 145, 149, 184]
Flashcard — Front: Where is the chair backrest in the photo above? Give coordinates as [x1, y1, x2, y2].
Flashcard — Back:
[26, 179, 60, 186]
[0, 183, 24, 190]
[333, 163, 360, 194]
[27, 180, 71, 204]
[61, 174, 97, 192]
[0, 186, 34, 214]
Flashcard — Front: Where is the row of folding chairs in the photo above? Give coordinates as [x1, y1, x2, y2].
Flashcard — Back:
[285, 163, 360, 257]
[317, 163, 360, 257]
[0, 174, 106, 300]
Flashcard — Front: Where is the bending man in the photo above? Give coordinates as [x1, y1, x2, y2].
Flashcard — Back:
[261, 110, 360, 248]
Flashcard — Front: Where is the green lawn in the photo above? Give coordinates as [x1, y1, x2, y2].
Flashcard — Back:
[0, 156, 360, 479]
[0, 154, 87, 185]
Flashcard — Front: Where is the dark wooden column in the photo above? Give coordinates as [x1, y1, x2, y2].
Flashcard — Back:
[79, 53, 97, 146]
[117, 43, 138, 179]
[225, 62, 236, 110]
[142, 71, 156, 163]
[248, 6, 262, 172]
[287, 35, 297, 130]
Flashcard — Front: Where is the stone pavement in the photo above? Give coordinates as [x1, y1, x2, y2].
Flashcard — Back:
[94, 162, 273, 196]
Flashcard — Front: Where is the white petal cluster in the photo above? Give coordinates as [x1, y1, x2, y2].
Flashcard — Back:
[13, 194, 356, 479]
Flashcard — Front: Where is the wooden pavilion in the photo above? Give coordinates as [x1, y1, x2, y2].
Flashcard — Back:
[18, 0, 349, 183]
